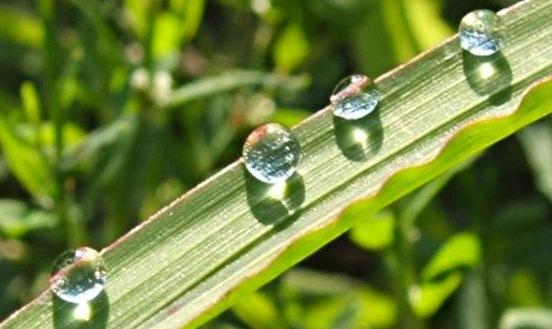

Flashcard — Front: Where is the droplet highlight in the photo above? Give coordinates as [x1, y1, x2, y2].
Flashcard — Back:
[459, 10, 503, 56]
[330, 74, 380, 120]
[243, 123, 301, 184]
[50, 247, 107, 304]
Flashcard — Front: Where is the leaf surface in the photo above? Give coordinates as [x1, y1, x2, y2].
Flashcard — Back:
[3, 1, 552, 328]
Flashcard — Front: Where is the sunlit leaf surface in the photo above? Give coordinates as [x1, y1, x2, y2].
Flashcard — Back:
[2, 0, 552, 328]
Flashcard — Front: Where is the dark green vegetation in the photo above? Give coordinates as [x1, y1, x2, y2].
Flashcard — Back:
[1, 0, 552, 328]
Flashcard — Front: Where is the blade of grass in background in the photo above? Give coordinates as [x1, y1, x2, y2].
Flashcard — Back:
[2, 0, 552, 328]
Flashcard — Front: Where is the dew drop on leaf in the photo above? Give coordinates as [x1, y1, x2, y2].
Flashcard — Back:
[243, 123, 301, 184]
[459, 10, 503, 56]
[50, 247, 107, 304]
[330, 74, 380, 120]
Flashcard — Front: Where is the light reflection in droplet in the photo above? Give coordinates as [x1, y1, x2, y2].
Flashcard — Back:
[479, 62, 496, 80]
[267, 181, 288, 201]
[73, 302, 92, 321]
[351, 128, 369, 147]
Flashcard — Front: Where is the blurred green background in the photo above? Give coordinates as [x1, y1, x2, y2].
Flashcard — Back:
[2, 0, 552, 328]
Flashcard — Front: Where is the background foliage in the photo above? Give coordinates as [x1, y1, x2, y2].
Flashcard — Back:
[1, 0, 551, 328]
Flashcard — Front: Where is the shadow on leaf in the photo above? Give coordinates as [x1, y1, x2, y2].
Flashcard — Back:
[463, 51, 513, 105]
[244, 171, 305, 225]
[334, 109, 383, 162]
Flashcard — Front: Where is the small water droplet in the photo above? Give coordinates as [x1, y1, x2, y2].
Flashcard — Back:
[330, 74, 380, 120]
[243, 123, 301, 184]
[459, 10, 503, 56]
[50, 247, 107, 304]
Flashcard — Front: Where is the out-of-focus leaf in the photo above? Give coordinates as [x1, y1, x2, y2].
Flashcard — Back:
[0, 116, 55, 202]
[151, 0, 206, 60]
[506, 226, 552, 271]
[422, 232, 481, 280]
[410, 233, 481, 318]
[507, 270, 543, 307]
[457, 271, 488, 329]
[17, 122, 86, 153]
[282, 269, 357, 296]
[171, 0, 205, 42]
[401, 0, 453, 50]
[492, 198, 549, 232]
[398, 161, 470, 225]
[59, 75, 79, 111]
[301, 292, 395, 329]
[205, 323, 244, 329]
[349, 210, 395, 250]
[409, 272, 462, 318]
[232, 291, 283, 329]
[124, 0, 148, 37]
[0, 199, 57, 238]
[0, 91, 19, 114]
[20, 82, 41, 125]
[281, 269, 396, 328]
[153, 13, 182, 60]
[358, 288, 397, 328]
[355, 0, 452, 77]
[301, 297, 350, 329]
[499, 308, 552, 329]
[0, 6, 42, 48]
[44, 123, 85, 149]
[271, 108, 310, 128]
[62, 116, 135, 169]
[354, 1, 398, 77]
[519, 123, 552, 203]
[380, 0, 419, 62]
[164, 71, 310, 108]
[273, 24, 309, 73]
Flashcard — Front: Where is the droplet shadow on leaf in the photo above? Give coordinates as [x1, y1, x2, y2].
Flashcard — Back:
[334, 110, 383, 162]
[463, 51, 513, 105]
[244, 170, 305, 225]
[53, 291, 109, 329]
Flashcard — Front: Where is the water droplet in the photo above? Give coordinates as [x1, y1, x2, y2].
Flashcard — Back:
[50, 247, 107, 304]
[243, 123, 301, 184]
[330, 75, 380, 120]
[459, 10, 503, 56]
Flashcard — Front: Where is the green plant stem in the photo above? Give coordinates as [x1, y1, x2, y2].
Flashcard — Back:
[39, 0, 68, 245]
[396, 0, 422, 54]
[40, 0, 86, 247]
[144, 0, 160, 73]
[385, 209, 425, 329]
[464, 169, 497, 326]
[100, 113, 142, 242]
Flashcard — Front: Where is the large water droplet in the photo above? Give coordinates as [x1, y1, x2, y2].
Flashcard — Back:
[243, 123, 301, 184]
[459, 10, 503, 56]
[330, 75, 380, 120]
[50, 247, 107, 304]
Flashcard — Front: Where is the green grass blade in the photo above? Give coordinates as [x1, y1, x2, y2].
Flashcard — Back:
[162, 70, 310, 108]
[3, 0, 552, 328]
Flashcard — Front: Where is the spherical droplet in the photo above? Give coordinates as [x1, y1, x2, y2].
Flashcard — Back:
[459, 10, 503, 56]
[50, 247, 107, 304]
[330, 74, 380, 120]
[243, 123, 301, 184]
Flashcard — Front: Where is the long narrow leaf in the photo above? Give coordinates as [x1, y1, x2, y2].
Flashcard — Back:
[2, 1, 552, 328]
